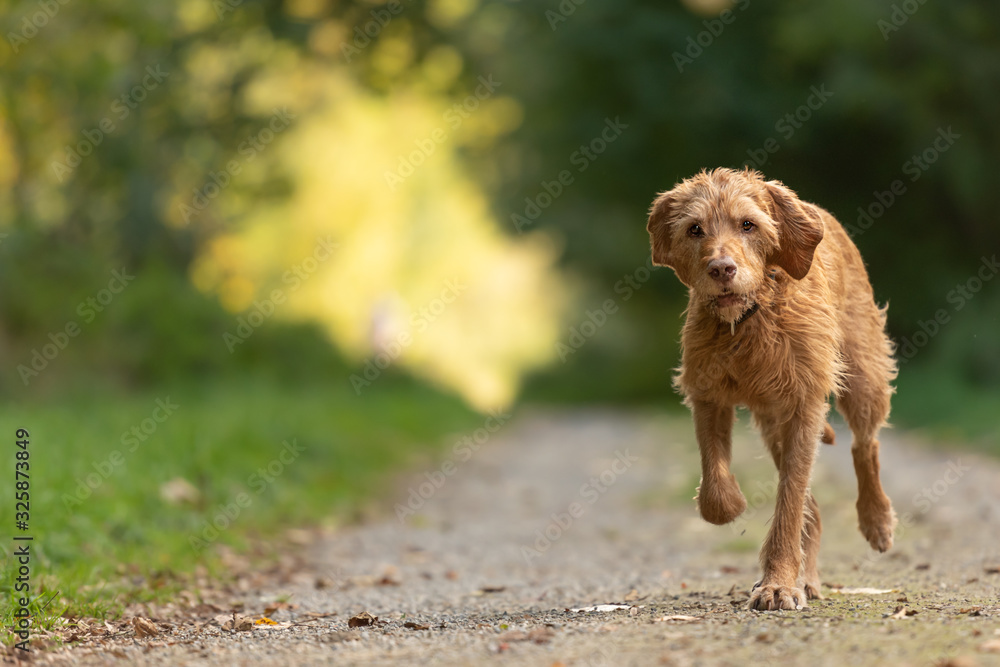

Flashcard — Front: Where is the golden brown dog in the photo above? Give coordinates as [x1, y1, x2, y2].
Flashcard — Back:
[647, 168, 897, 610]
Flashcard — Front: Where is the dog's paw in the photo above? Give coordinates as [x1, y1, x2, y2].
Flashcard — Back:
[857, 499, 897, 552]
[695, 473, 747, 525]
[748, 581, 807, 611]
[802, 579, 824, 600]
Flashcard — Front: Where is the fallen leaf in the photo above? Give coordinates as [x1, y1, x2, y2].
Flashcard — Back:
[528, 627, 554, 644]
[959, 607, 983, 616]
[980, 639, 1000, 653]
[403, 622, 430, 631]
[254, 620, 292, 630]
[348, 612, 378, 628]
[263, 601, 298, 615]
[210, 614, 233, 627]
[222, 614, 255, 631]
[159, 477, 201, 506]
[571, 604, 633, 613]
[131, 617, 159, 638]
[828, 587, 895, 595]
[985, 565, 1000, 575]
[378, 566, 402, 586]
[888, 606, 918, 619]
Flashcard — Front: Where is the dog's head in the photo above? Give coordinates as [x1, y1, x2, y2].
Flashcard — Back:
[647, 168, 824, 323]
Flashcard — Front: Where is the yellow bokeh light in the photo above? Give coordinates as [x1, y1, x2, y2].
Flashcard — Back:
[187, 70, 565, 410]
[427, 0, 478, 29]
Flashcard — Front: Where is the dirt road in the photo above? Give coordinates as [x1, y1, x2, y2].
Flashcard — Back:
[40, 410, 1000, 665]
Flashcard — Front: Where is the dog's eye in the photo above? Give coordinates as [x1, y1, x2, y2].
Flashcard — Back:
[741, 220, 755, 232]
[688, 224, 704, 238]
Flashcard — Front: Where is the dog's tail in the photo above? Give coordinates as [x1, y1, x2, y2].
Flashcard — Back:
[821, 422, 835, 445]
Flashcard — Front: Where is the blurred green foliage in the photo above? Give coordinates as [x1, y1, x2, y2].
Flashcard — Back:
[0, 0, 997, 436]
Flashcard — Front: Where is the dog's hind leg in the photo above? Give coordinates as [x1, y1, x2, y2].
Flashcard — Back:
[836, 323, 898, 552]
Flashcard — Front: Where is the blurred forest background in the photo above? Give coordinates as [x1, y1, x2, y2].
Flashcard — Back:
[0, 0, 998, 429]
[1, 0, 999, 630]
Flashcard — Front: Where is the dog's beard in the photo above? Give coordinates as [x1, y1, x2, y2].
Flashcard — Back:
[705, 290, 754, 325]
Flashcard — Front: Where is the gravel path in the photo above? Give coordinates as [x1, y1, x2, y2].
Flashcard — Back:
[37, 409, 1000, 665]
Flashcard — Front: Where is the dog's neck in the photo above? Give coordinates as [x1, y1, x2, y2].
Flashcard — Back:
[729, 301, 760, 335]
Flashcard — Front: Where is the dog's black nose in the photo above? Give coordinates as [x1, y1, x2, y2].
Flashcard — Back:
[708, 257, 737, 282]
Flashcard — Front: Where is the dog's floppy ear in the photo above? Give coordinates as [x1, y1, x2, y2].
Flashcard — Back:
[765, 180, 824, 280]
[647, 191, 676, 268]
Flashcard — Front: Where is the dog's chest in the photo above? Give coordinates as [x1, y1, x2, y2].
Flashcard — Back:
[680, 330, 803, 407]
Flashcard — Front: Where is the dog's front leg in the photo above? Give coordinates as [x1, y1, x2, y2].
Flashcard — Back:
[748, 411, 821, 611]
[691, 400, 746, 525]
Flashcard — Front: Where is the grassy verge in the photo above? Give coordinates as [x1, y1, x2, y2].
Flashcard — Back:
[892, 364, 1000, 453]
[0, 375, 478, 644]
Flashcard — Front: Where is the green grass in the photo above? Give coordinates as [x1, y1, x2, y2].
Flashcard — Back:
[892, 363, 1000, 452]
[0, 375, 478, 644]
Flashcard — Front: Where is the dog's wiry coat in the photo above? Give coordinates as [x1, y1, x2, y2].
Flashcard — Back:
[647, 168, 898, 611]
